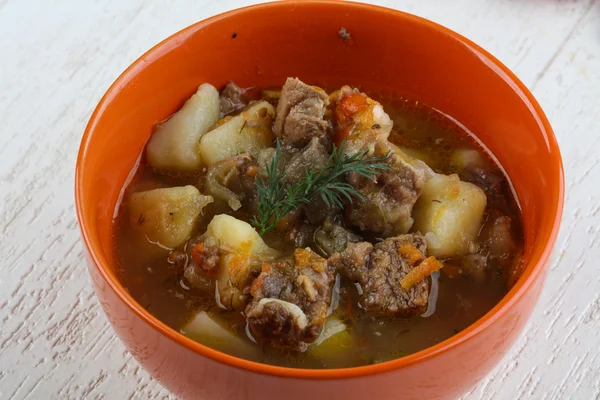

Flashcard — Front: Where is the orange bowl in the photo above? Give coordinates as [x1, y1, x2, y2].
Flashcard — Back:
[75, 2, 564, 399]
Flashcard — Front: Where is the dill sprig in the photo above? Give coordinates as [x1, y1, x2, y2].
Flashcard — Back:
[251, 140, 391, 236]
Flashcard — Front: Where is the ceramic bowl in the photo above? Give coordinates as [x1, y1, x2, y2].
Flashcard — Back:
[75, 2, 564, 399]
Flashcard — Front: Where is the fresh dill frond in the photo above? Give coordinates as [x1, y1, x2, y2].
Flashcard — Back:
[251, 140, 390, 236]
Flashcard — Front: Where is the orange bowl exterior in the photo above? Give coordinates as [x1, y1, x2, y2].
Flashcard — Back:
[75, 2, 564, 399]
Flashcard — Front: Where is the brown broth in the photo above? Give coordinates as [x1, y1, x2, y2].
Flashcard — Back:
[113, 92, 522, 369]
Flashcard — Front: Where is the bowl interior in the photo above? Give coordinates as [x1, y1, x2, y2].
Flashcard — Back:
[76, 0, 563, 375]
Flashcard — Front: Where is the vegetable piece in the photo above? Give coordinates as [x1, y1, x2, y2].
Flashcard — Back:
[314, 218, 362, 257]
[400, 256, 444, 290]
[206, 214, 278, 259]
[251, 140, 390, 235]
[204, 214, 279, 310]
[181, 311, 257, 358]
[204, 154, 254, 211]
[412, 174, 487, 258]
[308, 316, 352, 359]
[451, 148, 487, 170]
[333, 89, 393, 147]
[199, 101, 275, 165]
[129, 186, 213, 249]
[146, 84, 220, 173]
[399, 243, 424, 266]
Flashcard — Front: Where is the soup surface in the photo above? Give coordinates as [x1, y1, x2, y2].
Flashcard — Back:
[114, 78, 523, 369]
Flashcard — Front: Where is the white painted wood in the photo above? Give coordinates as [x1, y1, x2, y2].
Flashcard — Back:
[0, 0, 598, 398]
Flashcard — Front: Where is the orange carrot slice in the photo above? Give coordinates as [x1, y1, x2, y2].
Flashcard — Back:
[400, 256, 444, 291]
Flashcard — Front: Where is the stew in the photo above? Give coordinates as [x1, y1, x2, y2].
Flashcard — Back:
[113, 78, 524, 368]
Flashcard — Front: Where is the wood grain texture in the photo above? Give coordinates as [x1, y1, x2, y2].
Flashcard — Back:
[0, 0, 598, 398]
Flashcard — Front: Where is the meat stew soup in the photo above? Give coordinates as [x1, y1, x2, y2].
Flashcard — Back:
[114, 78, 523, 369]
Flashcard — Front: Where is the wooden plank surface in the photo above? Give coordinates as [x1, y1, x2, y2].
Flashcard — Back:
[0, 0, 598, 398]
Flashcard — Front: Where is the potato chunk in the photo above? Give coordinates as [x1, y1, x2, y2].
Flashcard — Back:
[199, 101, 275, 165]
[146, 84, 220, 173]
[204, 214, 279, 310]
[182, 311, 257, 359]
[413, 174, 487, 258]
[450, 148, 487, 170]
[129, 186, 213, 249]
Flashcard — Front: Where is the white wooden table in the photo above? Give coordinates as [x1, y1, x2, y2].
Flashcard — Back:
[1, 0, 599, 398]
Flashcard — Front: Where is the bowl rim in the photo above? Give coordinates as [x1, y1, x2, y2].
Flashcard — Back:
[75, 0, 565, 380]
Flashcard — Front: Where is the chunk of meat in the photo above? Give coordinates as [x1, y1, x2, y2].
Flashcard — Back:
[330, 234, 431, 317]
[284, 137, 338, 223]
[184, 240, 221, 292]
[345, 142, 433, 236]
[256, 138, 339, 224]
[255, 147, 290, 181]
[274, 78, 330, 148]
[283, 137, 329, 184]
[219, 81, 246, 116]
[333, 89, 433, 235]
[485, 215, 516, 260]
[245, 248, 335, 351]
[190, 242, 221, 273]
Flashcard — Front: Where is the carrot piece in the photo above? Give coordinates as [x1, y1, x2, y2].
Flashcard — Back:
[334, 93, 369, 144]
[227, 240, 253, 281]
[294, 248, 327, 273]
[336, 93, 368, 119]
[400, 257, 444, 291]
[398, 244, 423, 266]
[190, 242, 205, 265]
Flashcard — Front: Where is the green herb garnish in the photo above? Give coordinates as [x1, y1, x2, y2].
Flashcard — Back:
[251, 140, 390, 235]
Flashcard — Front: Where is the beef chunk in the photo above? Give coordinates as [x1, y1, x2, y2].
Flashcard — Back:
[274, 78, 330, 148]
[255, 137, 329, 186]
[460, 166, 517, 217]
[179, 238, 222, 293]
[258, 138, 339, 224]
[219, 81, 246, 116]
[460, 166, 503, 198]
[284, 137, 329, 184]
[332, 89, 432, 236]
[485, 215, 516, 260]
[330, 234, 430, 317]
[284, 137, 338, 223]
[245, 248, 335, 351]
[346, 141, 433, 236]
[256, 147, 290, 181]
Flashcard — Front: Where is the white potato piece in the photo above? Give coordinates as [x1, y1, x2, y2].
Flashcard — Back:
[205, 214, 278, 259]
[181, 311, 257, 358]
[204, 214, 279, 310]
[450, 148, 487, 170]
[413, 174, 487, 258]
[146, 84, 220, 172]
[129, 186, 213, 249]
[199, 101, 275, 165]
